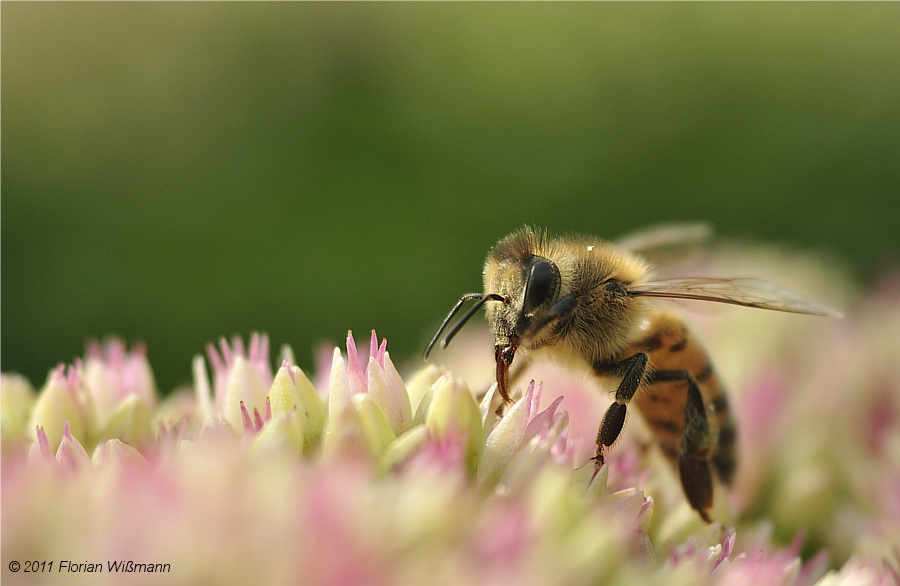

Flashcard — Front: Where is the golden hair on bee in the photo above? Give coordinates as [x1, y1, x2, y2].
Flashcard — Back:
[425, 224, 841, 523]
[483, 227, 653, 371]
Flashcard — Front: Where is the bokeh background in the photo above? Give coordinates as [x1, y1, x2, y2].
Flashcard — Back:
[3, 3, 899, 394]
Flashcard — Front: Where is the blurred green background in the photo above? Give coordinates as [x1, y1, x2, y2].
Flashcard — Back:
[3, 3, 899, 394]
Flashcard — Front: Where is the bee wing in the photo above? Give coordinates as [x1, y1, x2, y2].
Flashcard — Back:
[628, 277, 844, 317]
[615, 223, 713, 254]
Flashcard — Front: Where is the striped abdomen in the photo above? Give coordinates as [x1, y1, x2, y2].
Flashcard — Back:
[625, 308, 737, 484]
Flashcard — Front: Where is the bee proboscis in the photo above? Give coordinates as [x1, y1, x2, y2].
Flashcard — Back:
[425, 225, 841, 522]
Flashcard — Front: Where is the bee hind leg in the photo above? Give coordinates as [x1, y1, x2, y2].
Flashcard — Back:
[650, 369, 715, 522]
[678, 456, 713, 523]
[591, 352, 650, 466]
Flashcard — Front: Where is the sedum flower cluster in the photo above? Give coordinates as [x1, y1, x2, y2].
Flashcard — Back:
[3, 262, 900, 586]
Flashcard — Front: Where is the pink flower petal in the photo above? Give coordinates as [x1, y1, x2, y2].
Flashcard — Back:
[346, 331, 367, 396]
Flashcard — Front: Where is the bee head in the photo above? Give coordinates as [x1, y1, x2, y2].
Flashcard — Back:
[481, 252, 565, 402]
[484, 253, 562, 345]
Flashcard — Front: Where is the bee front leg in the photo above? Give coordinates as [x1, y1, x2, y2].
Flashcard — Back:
[591, 352, 650, 466]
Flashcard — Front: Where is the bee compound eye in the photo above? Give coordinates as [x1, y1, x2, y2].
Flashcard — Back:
[522, 257, 560, 314]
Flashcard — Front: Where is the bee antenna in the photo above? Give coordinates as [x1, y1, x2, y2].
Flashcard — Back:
[424, 293, 483, 359]
[424, 293, 507, 359]
[441, 293, 507, 351]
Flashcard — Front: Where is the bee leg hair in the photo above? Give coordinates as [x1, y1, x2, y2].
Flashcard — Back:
[591, 352, 650, 465]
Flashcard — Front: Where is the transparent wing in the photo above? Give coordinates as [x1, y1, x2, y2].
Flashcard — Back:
[628, 277, 843, 317]
[615, 223, 713, 254]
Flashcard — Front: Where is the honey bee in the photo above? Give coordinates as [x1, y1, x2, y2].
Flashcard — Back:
[425, 225, 841, 522]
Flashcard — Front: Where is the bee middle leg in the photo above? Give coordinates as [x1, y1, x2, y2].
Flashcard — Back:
[648, 369, 715, 523]
[591, 352, 650, 465]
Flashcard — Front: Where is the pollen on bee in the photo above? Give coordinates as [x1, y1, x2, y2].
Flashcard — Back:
[587, 245, 594, 252]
